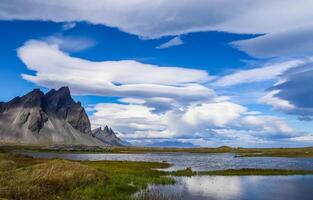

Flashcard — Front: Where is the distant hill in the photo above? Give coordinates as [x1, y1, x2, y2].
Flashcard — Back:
[0, 87, 125, 146]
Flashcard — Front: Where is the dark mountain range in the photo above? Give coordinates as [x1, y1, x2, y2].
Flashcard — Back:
[0, 87, 124, 146]
[92, 126, 125, 146]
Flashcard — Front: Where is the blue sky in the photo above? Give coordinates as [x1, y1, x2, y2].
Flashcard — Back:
[1, 0, 313, 147]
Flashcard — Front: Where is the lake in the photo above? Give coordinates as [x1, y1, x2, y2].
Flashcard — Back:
[135, 175, 313, 200]
[23, 152, 313, 199]
[22, 152, 313, 171]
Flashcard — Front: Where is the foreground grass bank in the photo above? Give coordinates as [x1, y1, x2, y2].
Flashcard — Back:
[1, 153, 313, 200]
[0, 153, 173, 200]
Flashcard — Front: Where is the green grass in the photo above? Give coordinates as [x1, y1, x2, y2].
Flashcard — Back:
[169, 167, 313, 176]
[0, 153, 174, 200]
[169, 167, 196, 177]
[2, 145, 313, 157]
[110, 146, 235, 154]
[237, 151, 313, 158]
[78, 160, 175, 200]
[0, 154, 104, 200]
[0, 145, 114, 154]
[108, 146, 313, 158]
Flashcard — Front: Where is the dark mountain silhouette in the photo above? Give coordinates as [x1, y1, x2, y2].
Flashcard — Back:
[0, 87, 125, 146]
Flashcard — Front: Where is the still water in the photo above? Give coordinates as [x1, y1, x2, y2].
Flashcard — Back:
[24, 152, 313, 199]
[137, 175, 313, 200]
[23, 152, 313, 171]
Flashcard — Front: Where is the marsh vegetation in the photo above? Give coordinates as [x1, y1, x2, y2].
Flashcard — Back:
[2, 151, 313, 200]
[0, 153, 173, 200]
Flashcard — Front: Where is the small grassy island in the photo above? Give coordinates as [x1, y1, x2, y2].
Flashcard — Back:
[1, 148, 313, 200]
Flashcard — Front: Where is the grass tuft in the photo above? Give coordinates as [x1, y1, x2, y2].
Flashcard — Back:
[170, 167, 196, 176]
[0, 156, 105, 200]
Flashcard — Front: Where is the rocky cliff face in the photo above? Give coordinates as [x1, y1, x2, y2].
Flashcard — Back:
[43, 87, 91, 134]
[92, 126, 125, 146]
[0, 87, 105, 146]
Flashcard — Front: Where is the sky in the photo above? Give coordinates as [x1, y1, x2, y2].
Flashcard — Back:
[1, 0, 313, 147]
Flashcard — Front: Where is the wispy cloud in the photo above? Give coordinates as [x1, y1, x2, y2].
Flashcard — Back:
[1, 0, 312, 38]
[213, 59, 306, 87]
[233, 26, 313, 58]
[18, 40, 214, 100]
[62, 22, 76, 31]
[156, 36, 183, 49]
[260, 61, 313, 121]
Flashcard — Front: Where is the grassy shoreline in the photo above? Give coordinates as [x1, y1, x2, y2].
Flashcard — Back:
[200, 169, 313, 176]
[169, 167, 313, 176]
[2, 145, 313, 157]
[1, 153, 313, 200]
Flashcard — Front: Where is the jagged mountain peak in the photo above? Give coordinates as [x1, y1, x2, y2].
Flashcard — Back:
[0, 87, 104, 146]
[3, 89, 44, 110]
[58, 86, 71, 93]
[45, 87, 74, 109]
[92, 125, 124, 146]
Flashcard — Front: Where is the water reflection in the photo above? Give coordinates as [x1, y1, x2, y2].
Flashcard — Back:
[141, 175, 313, 200]
[184, 176, 241, 200]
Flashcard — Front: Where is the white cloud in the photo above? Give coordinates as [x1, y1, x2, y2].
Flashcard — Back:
[90, 100, 298, 142]
[90, 103, 171, 138]
[91, 103, 162, 128]
[182, 102, 246, 127]
[118, 98, 146, 104]
[291, 135, 313, 142]
[2, 1, 313, 58]
[213, 59, 305, 87]
[233, 25, 313, 58]
[259, 61, 313, 120]
[156, 36, 183, 49]
[1, 0, 313, 38]
[259, 90, 295, 111]
[241, 115, 295, 136]
[213, 57, 313, 123]
[18, 40, 214, 100]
